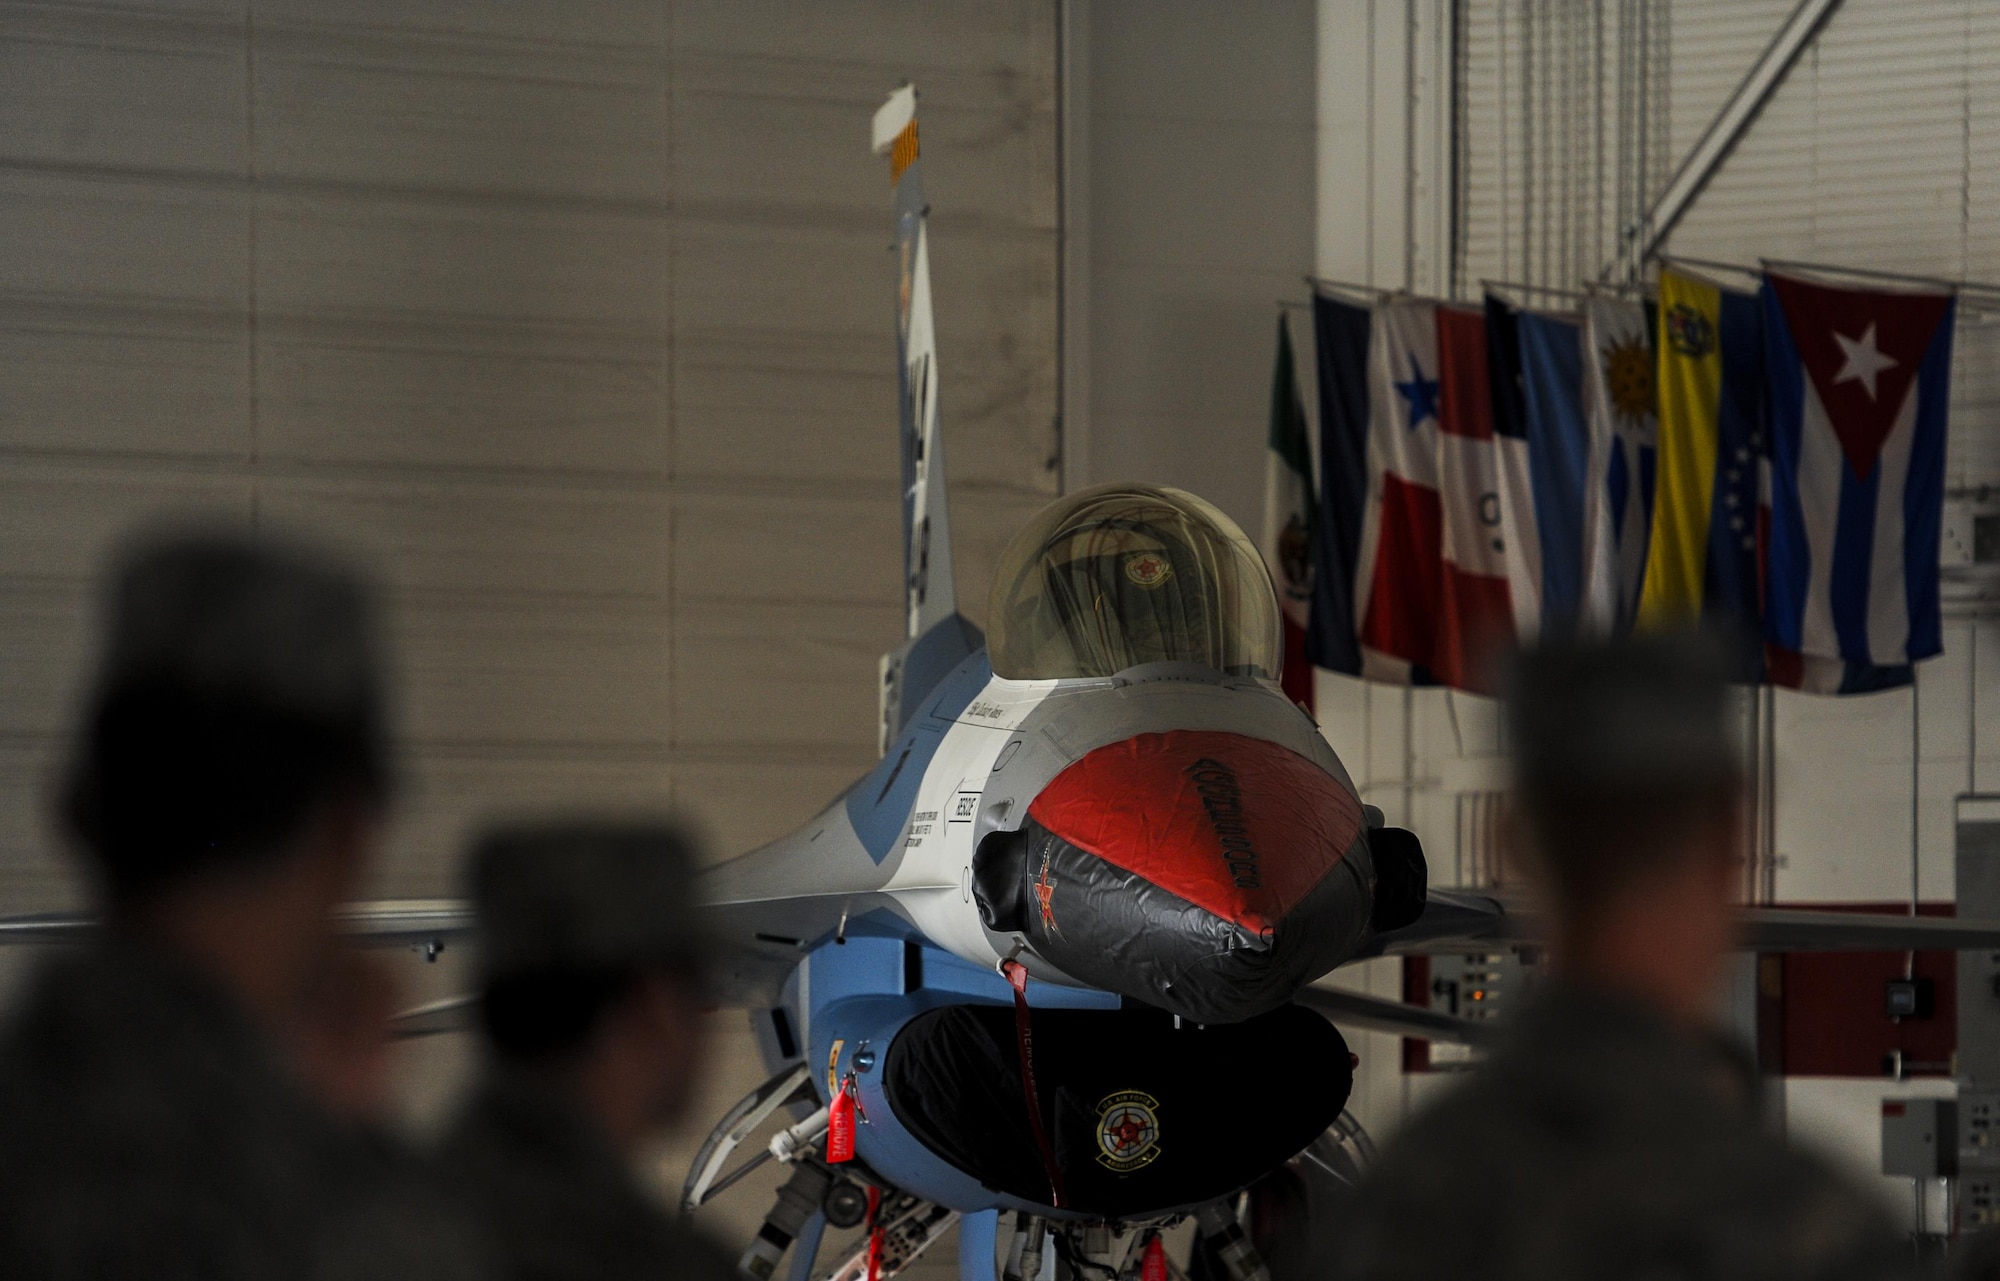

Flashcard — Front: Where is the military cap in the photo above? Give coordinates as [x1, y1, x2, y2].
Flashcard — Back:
[91, 523, 387, 746]
[1503, 629, 1743, 796]
[469, 820, 707, 981]
[66, 522, 391, 885]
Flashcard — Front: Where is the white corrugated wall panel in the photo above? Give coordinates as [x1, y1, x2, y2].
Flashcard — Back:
[0, 2, 1059, 911]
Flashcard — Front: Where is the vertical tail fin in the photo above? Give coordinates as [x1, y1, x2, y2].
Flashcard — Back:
[873, 85, 957, 640]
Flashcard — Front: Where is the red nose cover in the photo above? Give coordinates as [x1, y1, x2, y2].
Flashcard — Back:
[1026, 731, 1364, 936]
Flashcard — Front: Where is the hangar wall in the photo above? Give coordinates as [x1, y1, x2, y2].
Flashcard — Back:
[0, 1, 1058, 908]
[1066, 0, 1318, 535]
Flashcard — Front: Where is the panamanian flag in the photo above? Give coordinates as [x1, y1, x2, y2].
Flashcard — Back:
[1761, 272, 1956, 667]
[1352, 298, 1517, 693]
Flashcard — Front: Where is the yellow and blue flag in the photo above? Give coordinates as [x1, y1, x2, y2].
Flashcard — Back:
[1640, 267, 1913, 694]
[1637, 267, 1764, 641]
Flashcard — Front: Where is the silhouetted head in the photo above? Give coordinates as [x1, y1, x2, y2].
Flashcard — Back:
[1502, 630, 1744, 913]
[63, 524, 391, 903]
[472, 820, 708, 1040]
[469, 819, 710, 1136]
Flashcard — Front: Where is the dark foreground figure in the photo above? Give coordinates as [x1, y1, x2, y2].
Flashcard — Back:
[1323, 633, 1910, 1281]
[438, 820, 736, 1281]
[0, 526, 486, 1280]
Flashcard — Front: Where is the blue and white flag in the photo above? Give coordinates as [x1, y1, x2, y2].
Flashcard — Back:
[1515, 310, 1590, 634]
[1761, 272, 1956, 667]
[1577, 295, 1658, 634]
[1482, 296, 1542, 638]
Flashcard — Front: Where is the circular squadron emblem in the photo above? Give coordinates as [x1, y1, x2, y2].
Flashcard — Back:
[1095, 1089, 1162, 1171]
[1124, 551, 1174, 589]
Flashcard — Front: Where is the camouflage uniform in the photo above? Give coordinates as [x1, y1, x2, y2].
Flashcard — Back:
[0, 939, 489, 1281]
[1322, 981, 1911, 1281]
[437, 819, 735, 1281]
[439, 1070, 736, 1281]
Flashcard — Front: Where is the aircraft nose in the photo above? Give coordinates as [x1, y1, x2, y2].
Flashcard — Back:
[972, 730, 1376, 1024]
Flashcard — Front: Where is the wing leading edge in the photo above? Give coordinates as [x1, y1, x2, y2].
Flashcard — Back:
[1358, 891, 2000, 957]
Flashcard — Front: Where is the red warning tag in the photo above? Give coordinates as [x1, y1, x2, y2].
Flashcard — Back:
[827, 1075, 858, 1163]
[1141, 1234, 1167, 1281]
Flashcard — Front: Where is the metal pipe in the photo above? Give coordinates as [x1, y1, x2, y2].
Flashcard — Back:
[1910, 667, 1921, 980]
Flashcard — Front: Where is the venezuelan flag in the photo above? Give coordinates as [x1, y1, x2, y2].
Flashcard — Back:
[1636, 267, 1764, 648]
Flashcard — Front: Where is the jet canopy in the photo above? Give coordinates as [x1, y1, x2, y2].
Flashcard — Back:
[987, 484, 1283, 681]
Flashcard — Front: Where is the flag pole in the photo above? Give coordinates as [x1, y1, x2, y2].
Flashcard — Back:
[1304, 274, 1414, 305]
[1655, 252, 1762, 283]
[1480, 278, 1587, 305]
[1759, 256, 2000, 299]
[1580, 279, 1653, 299]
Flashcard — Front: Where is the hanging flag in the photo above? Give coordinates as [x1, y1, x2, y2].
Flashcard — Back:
[1354, 299, 1444, 683]
[1483, 296, 1543, 639]
[1637, 267, 1766, 675]
[1764, 646, 1913, 695]
[1757, 363, 1914, 694]
[1307, 294, 1372, 678]
[1262, 313, 1316, 710]
[1761, 271, 1956, 668]
[1515, 309, 1591, 634]
[1431, 306, 1517, 694]
[1578, 294, 1659, 634]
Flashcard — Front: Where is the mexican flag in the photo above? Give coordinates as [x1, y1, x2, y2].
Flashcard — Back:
[1263, 312, 1316, 711]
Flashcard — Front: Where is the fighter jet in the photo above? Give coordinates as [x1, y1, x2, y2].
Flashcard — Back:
[648, 86, 2000, 1281]
[6, 80, 2000, 1281]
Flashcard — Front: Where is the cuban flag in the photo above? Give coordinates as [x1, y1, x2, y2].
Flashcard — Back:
[1761, 272, 1956, 667]
[1577, 294, 1658, 634]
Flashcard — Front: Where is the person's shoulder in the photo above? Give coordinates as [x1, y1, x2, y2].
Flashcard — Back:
[315, 1135, 500, 1281]
[1316, 1074, 1529, 1278]
[665, 1216, 740, 1281]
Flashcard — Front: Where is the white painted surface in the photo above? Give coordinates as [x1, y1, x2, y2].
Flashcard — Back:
[1785, 1076, 1960, 1233]
[1076, 0, 1318, 535]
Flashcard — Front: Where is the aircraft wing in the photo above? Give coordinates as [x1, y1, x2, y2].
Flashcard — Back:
[390, 993, 478, 1039]
[698, 823, 914, 1008]
[1737, 908, 2000, 951]
[0, 911, 94, 945]
[1355, 889, 1525, 956]
[0, 899, 474, 949]
[1356, 890, 2000, 957]
[1295, 983, 1491, 1046]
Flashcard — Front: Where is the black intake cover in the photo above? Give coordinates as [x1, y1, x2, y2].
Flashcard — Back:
[974, 817, 1379, 1025]
[883, 1002, 1352, 1219]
